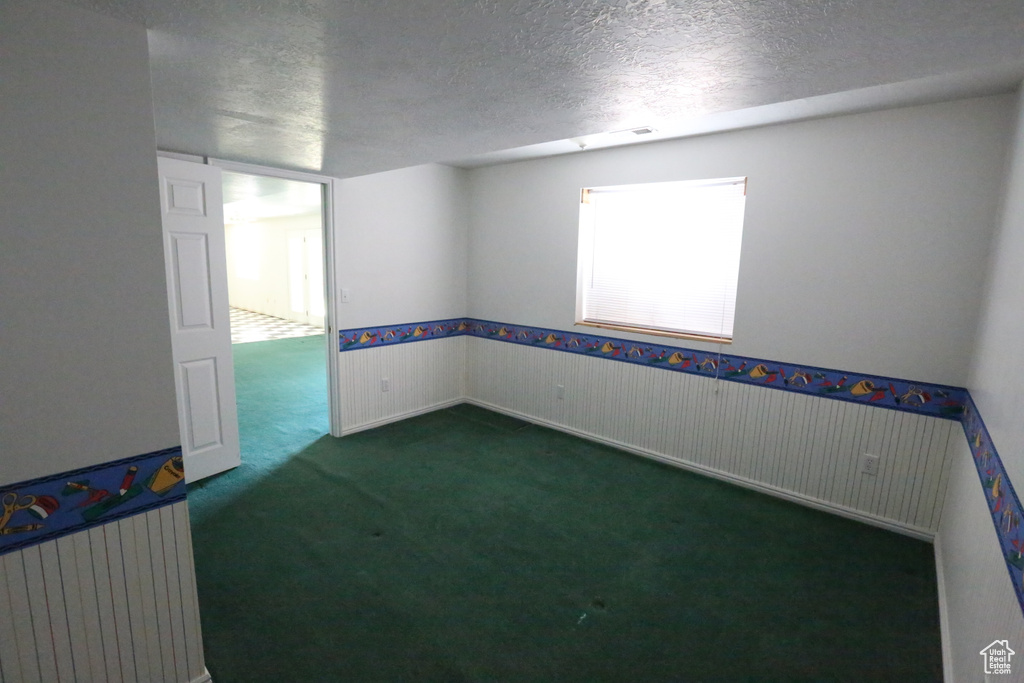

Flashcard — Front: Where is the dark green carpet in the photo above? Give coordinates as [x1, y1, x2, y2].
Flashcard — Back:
[188, 334, 329, 522]
[188, 335, 942, 682]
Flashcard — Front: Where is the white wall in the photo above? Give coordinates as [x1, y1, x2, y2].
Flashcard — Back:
[339, 338, 466, 434]
[936, 84, 1024, 681]
[225, 212, 322, 322]
[334, 163, 470, 431]
[936, 440, 1024, 682]
[969, 86, 1024, 490]
[467, 96, 1013, 387]
[334, 163, 469, 328]
[0, 4, 207, 683]
[0, 503, 205, 683]
[0, 0, 179, 483]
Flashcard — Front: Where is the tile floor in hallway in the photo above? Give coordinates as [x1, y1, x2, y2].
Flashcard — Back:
[230, 307, 324, 344]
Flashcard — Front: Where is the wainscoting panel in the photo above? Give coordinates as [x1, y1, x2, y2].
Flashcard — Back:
[467, 337, 956, 537]
[339, 336, 466, 434]
[936, 438, 1024, 682]
[0, 502, 206, 683]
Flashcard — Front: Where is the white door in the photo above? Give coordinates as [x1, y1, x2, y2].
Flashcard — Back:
[287, 227, 325, 328]
[305, 228, 326, 328]
[158, 157, 241, 482]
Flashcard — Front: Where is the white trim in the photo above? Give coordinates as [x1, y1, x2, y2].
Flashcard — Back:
[207, 158, 331, 185]
[934, 535, 955, 683]
[463, 397, 937, 541]
[322, 176, 343, 438]
[191, 667, 213, 683]
[206, 158, 343, 438]
[158, 149, 206, 164]
[339, 398, 465, 436]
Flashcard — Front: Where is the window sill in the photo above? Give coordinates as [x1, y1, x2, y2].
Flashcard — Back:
[575, 320, 733, 345]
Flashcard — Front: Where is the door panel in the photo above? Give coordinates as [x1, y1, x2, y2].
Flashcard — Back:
[166, 177, 206, 215]
[181, 358, 224, 452]
[159, 157, 240, 483]
[169, 233, 214, 329]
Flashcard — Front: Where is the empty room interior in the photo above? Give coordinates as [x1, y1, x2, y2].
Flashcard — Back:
[4, 1, 1024, 681]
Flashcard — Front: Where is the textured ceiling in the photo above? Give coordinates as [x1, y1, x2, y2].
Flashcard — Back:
[64, 0, 1024, 178]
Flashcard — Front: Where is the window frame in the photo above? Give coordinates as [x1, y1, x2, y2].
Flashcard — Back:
[574, 176, 747, 345]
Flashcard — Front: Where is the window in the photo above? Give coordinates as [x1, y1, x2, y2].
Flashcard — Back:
[576, 177, 747, 343]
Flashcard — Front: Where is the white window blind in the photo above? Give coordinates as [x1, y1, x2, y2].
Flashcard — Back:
[577, 177, 747, 341]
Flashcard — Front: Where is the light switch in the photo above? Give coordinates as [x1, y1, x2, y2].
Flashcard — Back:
[341, 288, 350, 303]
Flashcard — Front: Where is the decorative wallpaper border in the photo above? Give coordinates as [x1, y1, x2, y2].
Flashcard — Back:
[338, 318, 968, 420]
[962, 396, 1024, 614]
[339, 318, 467, 350]
[0, 446, 186, 556]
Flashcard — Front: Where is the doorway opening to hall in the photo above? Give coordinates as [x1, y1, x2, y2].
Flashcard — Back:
[221, 171, 326, 345]
[220, 170, 331, 473]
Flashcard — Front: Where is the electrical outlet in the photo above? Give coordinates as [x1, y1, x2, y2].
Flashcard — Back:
[381, 377, 390, 393]
[556, 384, 565, 400]
[861, 453, 879, 476]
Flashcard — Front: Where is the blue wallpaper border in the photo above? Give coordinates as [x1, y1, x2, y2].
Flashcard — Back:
[338, 318, 968, 421]
[0, 446, 186, 556]
[339, 318, 468, 350]
[962, 396, 1024, 614]
[3, 324, 1016, 612]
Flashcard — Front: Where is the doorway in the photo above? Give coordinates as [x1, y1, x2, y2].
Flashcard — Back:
[221, 171, 325, 342]
[210, 159, 342, 439]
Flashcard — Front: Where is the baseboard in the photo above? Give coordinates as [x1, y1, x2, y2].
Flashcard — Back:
[191, 668, 213, 683]
[339, 398, 465, 436]
[464, 398, 936, 542]
[933, 535, 955, 683]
